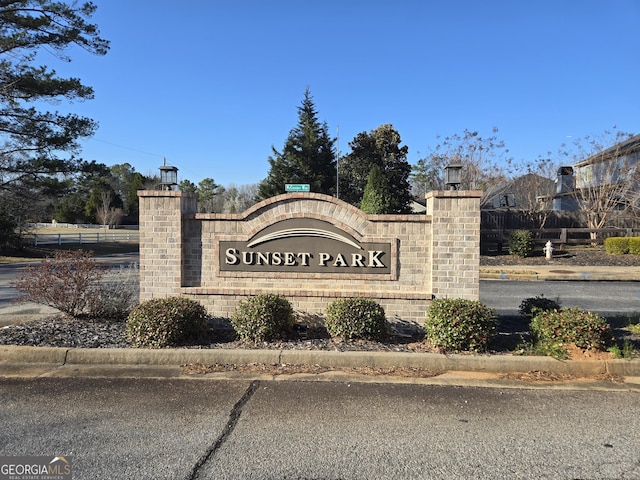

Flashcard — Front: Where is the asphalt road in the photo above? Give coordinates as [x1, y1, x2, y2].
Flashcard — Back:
[480, 279, 640, 316]
[0, 254, 138, 308]
[0, 263, 23, 306]
[0, 377, 638, 479]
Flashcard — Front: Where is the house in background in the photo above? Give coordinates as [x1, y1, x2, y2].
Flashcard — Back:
[481, 173, 555, 211]
[554, 132, 640, 211]
[552, 166, 579, 211]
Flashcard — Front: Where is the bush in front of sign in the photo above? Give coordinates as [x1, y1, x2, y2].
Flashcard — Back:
[231, 294, 294, 343]
[126, 297, 209, 348]
[424, 298, 497, 352]
[530, 307, 613, 351]
[325, 298, 388, 341]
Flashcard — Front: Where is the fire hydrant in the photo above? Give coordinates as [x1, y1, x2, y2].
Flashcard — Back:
[543, 240, 554, 261]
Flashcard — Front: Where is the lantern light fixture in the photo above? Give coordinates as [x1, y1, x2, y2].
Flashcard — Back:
[159, 158, 178, 191]
[444, 164, 463, 190]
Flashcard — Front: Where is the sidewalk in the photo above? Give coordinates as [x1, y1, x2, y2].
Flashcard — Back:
[480, 264, 640, 281]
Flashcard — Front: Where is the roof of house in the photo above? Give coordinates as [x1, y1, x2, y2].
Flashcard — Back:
[573, 132, 640, 168]
[481, 173, 555, 209]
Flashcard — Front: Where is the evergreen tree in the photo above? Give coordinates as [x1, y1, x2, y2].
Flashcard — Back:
[257, 88, 336, 199]
[54, 194, 86, 223]
[360, 165, 391, 214]
[110, 163, 145, 216]
[179, 180, 197, 193]
[197, 178, 224, 213]
[0, 1, 108, 233]
[339, 124, 412, 213]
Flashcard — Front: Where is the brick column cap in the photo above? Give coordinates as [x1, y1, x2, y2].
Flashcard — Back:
[138, 190, 197, 198]
[425, 190, 483, 199]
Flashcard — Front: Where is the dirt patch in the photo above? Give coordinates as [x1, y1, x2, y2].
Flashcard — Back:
[500, 371, 579, 382]
[564, 344, 617, 361]
[181, 362, 443, 378]
[500, 370, 624, 383]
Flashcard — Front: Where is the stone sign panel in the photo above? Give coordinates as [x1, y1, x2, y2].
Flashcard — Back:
[219, 218, 392, 274]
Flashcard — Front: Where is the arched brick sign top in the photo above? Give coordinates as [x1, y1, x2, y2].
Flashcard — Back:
[240, 193, 371, 240]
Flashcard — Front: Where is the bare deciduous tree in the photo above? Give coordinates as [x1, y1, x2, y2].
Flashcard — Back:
[516, 158, 558, 229]
[415, 128, 510, 203]
[564, 130, 639, 237]
[96, 191, 123, 228]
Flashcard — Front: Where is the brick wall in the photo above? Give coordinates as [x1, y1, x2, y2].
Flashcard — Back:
[138, 191, 480, 324]
[138, 191, 196, 298]
[426, 190, 482, 300]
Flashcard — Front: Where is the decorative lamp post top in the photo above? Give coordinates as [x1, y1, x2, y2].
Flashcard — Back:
[159, 158, 178, 191]
[444, 164, 463, 190]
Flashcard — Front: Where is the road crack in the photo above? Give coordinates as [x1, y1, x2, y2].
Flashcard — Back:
[188, 380, 260, 480]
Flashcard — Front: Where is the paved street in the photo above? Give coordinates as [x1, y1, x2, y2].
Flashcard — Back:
[0, 377, 638, 479]
[480, 279, 640, 316]
[0, 263, 24, 307]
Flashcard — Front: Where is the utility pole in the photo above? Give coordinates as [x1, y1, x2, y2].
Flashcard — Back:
[336, 125, 340, 199]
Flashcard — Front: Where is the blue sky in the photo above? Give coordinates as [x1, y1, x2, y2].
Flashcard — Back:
[49, 0, 640, 187]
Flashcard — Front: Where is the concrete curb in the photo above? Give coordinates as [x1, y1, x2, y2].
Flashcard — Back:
[1, 345, 68, 364]
[2, 345, 639, 377]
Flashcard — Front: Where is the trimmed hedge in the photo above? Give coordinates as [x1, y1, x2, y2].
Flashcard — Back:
[325, 298, 388, 340]
[231, 294, 294, 343]
[425, 298, 497, 352]
[530, 307, 613, 350]
[605, 236, 640, 255]
[126, 297, 208, 348]
[604, 237, 629, 255]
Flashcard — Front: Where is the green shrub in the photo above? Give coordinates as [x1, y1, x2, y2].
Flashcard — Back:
[604, 236, 629, 255]
[231, 294, 294, 343]
[608, 340, 637, 359]
[508, 230, 534, 258]
[325, 298, 388, 340]
[530, 307, 613, 350]
[424, 298, 497, 352]
[518, 295, 561, 317]
[126, 297, 208, 348]
[628, 237, 640, 256]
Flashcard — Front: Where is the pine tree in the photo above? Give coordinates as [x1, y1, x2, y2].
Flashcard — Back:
[257, 88, 336, 199]
[360, 165, 391, 214]
[0, 1, 109, 237]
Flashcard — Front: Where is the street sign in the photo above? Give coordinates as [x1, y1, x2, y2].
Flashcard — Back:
[285, 184, 310, 192]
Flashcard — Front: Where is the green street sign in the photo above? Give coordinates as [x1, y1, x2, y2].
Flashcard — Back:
[285, 184, 310, 192]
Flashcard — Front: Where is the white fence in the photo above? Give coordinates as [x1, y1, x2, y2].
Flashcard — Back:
[26, 222, 139, 230]
[33, 231, 139, 246]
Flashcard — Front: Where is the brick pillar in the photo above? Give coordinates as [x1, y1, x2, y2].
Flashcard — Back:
[137, 190, 197, 301]
[426, 190, 482, 300]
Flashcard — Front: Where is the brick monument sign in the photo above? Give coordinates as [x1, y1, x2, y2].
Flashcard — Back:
[137, 191, 481, 323]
